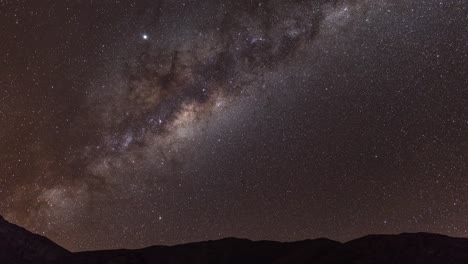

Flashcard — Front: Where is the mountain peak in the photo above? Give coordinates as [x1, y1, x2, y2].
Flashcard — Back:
[0, 215, 69, 264]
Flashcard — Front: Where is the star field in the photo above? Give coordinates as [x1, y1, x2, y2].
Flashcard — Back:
[0, 0, 467, 251]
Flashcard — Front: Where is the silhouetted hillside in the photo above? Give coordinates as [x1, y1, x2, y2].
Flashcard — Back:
[317, 232, 468, 264]
[0, 215, 69, 264]
[2, 215, 468, 264]
[62, 237, 340, 264]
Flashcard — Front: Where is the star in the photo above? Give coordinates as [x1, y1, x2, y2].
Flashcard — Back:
[142, 34, 148, 40]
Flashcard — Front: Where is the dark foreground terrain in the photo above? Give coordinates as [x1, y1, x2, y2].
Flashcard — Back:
[2, 215, 468, 264]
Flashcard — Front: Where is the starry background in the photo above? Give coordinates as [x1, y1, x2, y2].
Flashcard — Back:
[0, 0, 467, 252]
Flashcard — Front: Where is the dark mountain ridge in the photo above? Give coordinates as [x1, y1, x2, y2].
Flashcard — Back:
[0, 215, 70, 264]
[1, 215, 468, 264]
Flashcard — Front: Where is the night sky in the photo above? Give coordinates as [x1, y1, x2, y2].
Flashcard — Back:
[0, 0, 467, 252]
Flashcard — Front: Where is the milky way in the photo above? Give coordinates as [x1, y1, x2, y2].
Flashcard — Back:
[0, 0, 467, 251]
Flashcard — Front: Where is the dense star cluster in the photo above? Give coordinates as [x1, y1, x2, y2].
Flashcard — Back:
[0, 0, 467, 251]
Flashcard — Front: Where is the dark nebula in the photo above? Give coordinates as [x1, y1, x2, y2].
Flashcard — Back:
[0, 0, 467, 251]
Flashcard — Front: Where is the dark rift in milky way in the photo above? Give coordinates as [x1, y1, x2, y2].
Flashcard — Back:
[64, 0, 371, 210]
[95, 0, 334, 149]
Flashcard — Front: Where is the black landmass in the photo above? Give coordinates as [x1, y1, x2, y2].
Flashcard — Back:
[2, 215, 468, 264]
[0, 215, 69, 264]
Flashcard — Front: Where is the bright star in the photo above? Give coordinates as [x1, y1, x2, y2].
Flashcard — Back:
[142, 34, 148, 40]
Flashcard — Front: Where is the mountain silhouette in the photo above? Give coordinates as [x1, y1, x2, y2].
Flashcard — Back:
[1, 215, 468, 264]
[0, 215, 69, 264]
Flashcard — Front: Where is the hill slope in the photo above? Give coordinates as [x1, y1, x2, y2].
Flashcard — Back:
[2, 215, 468, 263]
[61, 233, 468, 264]
[0, 215, 69, 264]
[63, 238, 340, 264]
